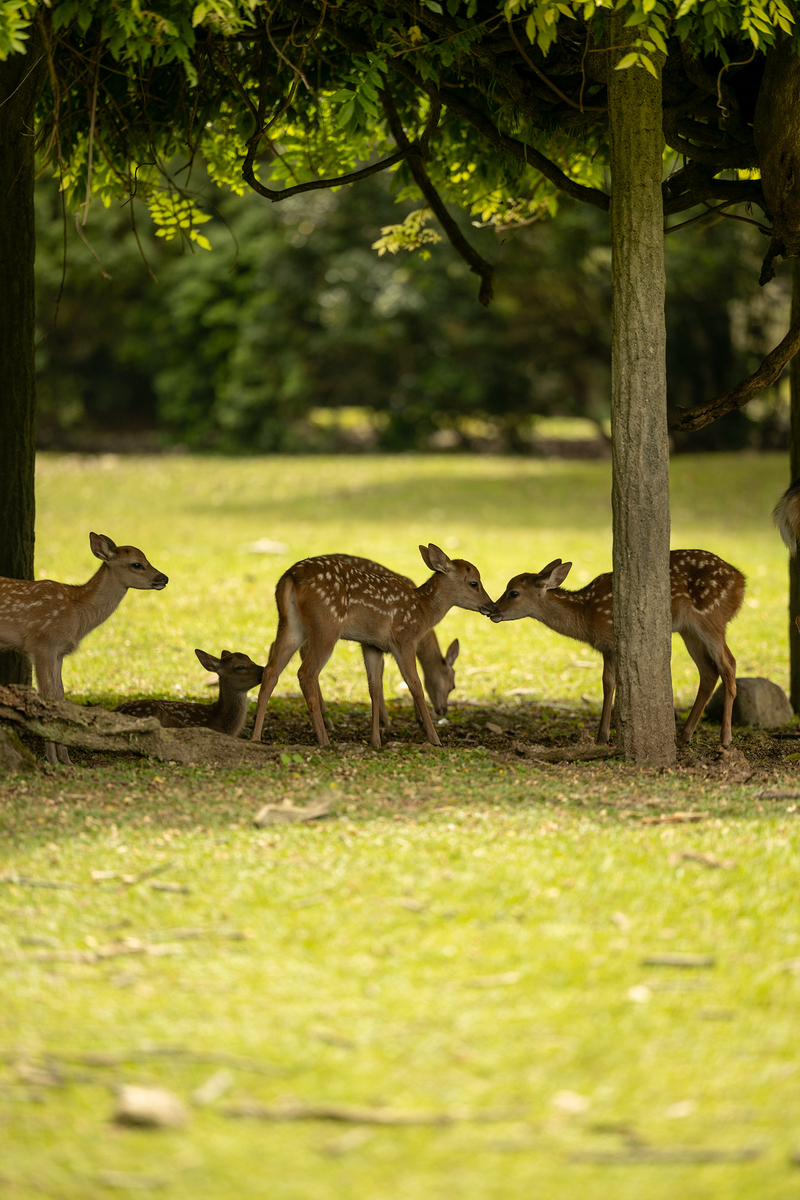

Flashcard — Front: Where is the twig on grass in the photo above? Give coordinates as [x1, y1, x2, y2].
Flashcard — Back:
[639, 812, 708, 825]
[640, 953, 716, 968]
[224, 1098, 516, 1124]
[669, 850, 736, 870]
[569, 1145, 762, 1164]
[0, 874, 76, 889]
[512, 743, 618, 763]
[113, 862, 175, 891]
[48, 1047, 292, 1076]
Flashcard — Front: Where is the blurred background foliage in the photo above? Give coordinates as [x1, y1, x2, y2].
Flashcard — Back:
[34, 171, 792, 455]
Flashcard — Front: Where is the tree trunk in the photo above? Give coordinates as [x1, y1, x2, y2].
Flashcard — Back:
[607, 21, 675, 765]
[790, 259, 800, 711]
[0, 29, 45, 686]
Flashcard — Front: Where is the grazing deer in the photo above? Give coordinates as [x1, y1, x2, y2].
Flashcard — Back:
[307, 556, 460, 731]
[0, 533, 168, 764]
[116, 649, 264, 737]
[252, 544, 496, 748]
[491, 550, 745, 748]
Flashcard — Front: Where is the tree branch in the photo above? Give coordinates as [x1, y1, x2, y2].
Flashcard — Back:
[380, 88, 494, 306]
[674, 310, 800, 431]
[242, 147, 414, 202]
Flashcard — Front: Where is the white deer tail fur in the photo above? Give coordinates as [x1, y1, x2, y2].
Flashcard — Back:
[773, 480, 800, 554]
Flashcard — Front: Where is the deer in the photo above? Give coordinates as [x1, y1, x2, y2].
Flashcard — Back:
[491, 549, 745, 748]
[774, 477, 800, 554]
[116, 649, 264, 737]
[773, 480, 800, 638]
[251, 544, 496, 749]
[0, 532, 168, 764]
[304, 556, 460, 733]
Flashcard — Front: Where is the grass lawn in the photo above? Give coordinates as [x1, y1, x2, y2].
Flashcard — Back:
[2, 451, 800, 1199]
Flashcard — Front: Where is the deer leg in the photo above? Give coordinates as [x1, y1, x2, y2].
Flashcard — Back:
[33, 653, 72, 766]
[361, 644, 386, 749]
[301, 641, 334, 732]
[717, 643, 737, 748]
[596, 650, 616, 745]
[394, 645, 441, 747]
[296, 631, 339, 748]
[361, 644, 390, 729]
[251, 624, 304, 742]
[677, 632, 722, 746]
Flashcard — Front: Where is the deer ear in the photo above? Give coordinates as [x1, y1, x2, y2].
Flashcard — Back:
[445, 638, 460, 667]
[90, 532, 118, 562]
[543, 561, 572, 589]
[220, 650, 233, 660]
[538, 559, 563, 576]
[420, 543, 452, 573]
[195, 648, 221, 672]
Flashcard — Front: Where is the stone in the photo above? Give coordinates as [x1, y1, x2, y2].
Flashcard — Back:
[113, 1085, 188, 1128]
[705, 677, 793, 730]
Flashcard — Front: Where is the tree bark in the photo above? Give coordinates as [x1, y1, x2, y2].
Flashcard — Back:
[790, 259, 800, 712]
[607, 21, 675, 765]
[0, 28, 46, 686]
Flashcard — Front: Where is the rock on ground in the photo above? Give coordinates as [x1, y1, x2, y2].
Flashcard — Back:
[113, 1085, 188, 1128]
[705, 677, 793, 729]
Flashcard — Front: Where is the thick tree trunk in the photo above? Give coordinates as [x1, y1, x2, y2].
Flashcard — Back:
[790, 259, 800, 711]
[0, 31, 45, 686]
[607, 21, 675, 765]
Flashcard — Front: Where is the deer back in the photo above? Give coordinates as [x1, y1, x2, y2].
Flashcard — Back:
[669, 550, 745, 634]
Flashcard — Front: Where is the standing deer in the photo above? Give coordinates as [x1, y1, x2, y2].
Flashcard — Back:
[774, 478, 800, 554]
[251, 544, 496, 748]
[0, 533, 168, 764]
[116, 649, 264, 737]
[306, 556, 460, 732]
[491, 550, 745, 748]
[774, 479, 800, 636]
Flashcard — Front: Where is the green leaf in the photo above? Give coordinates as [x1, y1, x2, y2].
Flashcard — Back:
[614, 51, 639, 69]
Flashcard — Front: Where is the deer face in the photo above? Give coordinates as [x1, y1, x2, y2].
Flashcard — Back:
[491, 561, 572, 622]
[426, 638, 459, 716]
[90, 533, 169, 590]
[196, 648, 265, 692]
[419, 543, 497, 617]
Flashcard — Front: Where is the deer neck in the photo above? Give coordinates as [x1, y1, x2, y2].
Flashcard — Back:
[416, 575, 453, 631]
[210, 687, 249, 737]
[75, 565, 129, 637]
[536, 590, 589, 642]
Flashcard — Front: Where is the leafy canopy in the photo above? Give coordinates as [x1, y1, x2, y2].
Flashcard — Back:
[1, 0, 797, 262]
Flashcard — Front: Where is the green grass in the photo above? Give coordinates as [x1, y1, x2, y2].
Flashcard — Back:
[2, 452, 800, 1199]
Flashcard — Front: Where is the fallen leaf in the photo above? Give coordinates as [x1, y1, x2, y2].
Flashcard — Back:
[551, 1090, 590, 1114]
[466, 971, 522, 988]
[253, 796, 335, 826]
[192, 1069, 233, 1106]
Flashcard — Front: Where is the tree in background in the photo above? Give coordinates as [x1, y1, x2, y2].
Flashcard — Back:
[33, 175, 789, 454]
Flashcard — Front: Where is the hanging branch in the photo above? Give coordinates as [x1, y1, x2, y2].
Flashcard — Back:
[507, 20, 606, 113]
[674, 310, 800, 431]
[380, 87, 494, 306]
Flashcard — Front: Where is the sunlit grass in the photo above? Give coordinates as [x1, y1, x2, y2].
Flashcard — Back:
[33, 451, 791, 712]
[1, 451, 798, 1200]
